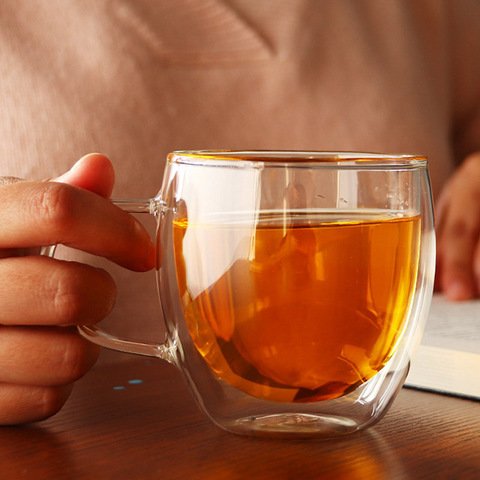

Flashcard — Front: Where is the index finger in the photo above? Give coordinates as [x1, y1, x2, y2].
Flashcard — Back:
[0, 181, 155, 271]
[437, 221, 478, 300]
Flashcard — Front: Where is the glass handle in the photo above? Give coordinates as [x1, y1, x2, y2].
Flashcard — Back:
[41, 198, 175, 363]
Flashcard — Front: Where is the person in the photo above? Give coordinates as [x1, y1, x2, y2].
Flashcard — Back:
[0, 0, 479, 424]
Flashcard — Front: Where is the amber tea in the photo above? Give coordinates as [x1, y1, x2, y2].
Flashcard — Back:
[174, 210, 421, 403]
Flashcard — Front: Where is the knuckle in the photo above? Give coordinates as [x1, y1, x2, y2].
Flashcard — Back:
[0, 176, 25, 186]
[441, 218, 477, 244]
[52, 270, 86, 325]
[50, 264, 116, 325]
[33, 183, 77, 231]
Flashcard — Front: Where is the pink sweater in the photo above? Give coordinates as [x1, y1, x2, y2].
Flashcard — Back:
[0, 0, 479, 352]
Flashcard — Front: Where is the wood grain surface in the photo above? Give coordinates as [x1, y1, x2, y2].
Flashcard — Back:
[1, 352, 479, 479]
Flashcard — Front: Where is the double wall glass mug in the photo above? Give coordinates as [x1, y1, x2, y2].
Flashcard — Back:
[78, 151, 436, 438]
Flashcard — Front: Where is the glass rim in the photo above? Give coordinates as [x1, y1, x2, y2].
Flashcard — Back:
[168, 150, 428, 168]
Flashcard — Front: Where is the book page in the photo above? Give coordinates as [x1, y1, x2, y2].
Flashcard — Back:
[421, 294, 480, 354]
[405, 294, 480, 398]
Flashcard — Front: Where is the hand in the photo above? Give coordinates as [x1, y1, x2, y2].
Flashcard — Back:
[0, 154, 155, 424]
[435, 152, 480, 301]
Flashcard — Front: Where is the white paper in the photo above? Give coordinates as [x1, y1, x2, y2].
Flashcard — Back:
[405, 294, 480, 399]
[420, 294, 480, 354]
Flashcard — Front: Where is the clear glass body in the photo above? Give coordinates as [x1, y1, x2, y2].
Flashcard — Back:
[80, 150, 435, 438]
[156, 151, 435, 438]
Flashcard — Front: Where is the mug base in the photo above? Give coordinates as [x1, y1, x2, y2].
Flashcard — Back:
[227, 413, 360, 439]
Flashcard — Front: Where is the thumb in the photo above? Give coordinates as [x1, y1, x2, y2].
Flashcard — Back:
[55, 153, 115, 199]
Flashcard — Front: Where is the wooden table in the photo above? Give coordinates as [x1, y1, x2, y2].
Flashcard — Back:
[1, 353, 479, 480]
